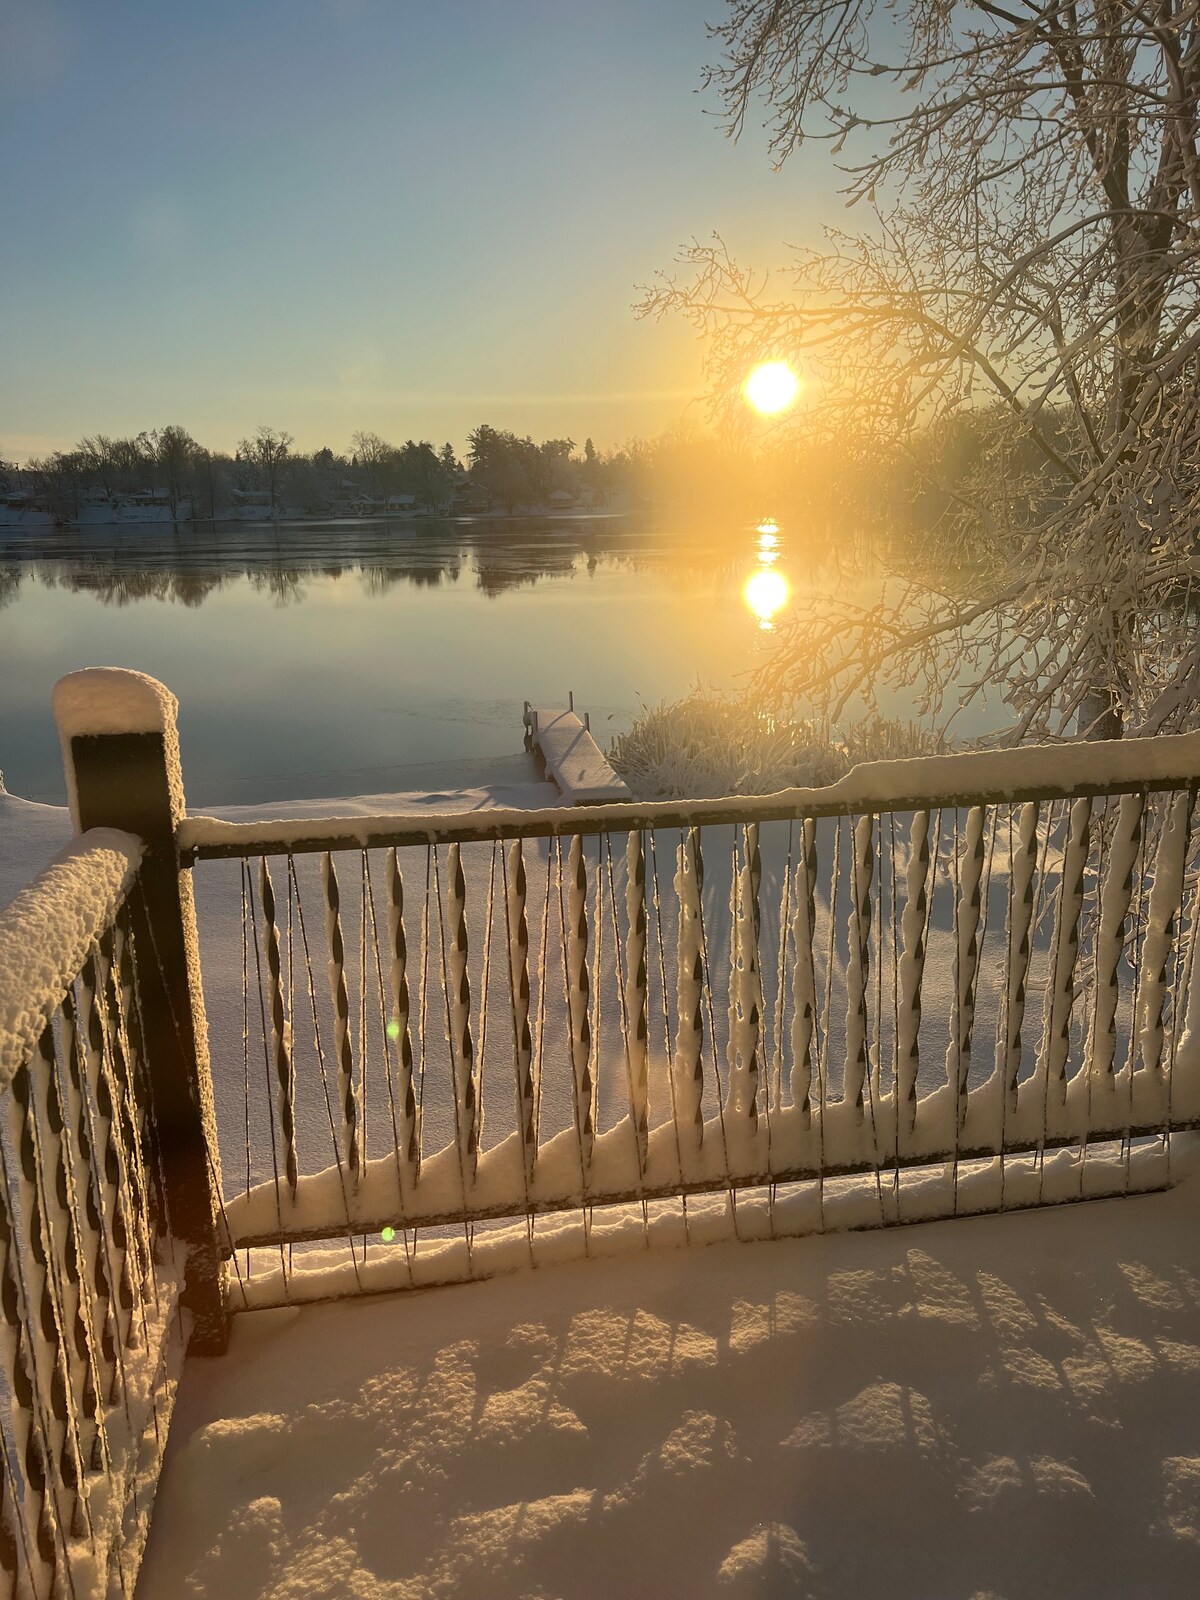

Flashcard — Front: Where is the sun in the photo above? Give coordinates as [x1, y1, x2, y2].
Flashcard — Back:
[744, 361, 801, 416]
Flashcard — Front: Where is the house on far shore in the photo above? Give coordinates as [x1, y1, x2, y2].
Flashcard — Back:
[547, 488, 577, 512]
[453, 480, 492, 514]
[228, 488, 273, 520]
[387, 494, 417, 515]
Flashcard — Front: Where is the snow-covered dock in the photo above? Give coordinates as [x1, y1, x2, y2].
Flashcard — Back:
[525, 702, 631, 803]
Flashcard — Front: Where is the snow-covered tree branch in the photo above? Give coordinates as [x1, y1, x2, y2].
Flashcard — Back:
[641, 0, 1200, 741]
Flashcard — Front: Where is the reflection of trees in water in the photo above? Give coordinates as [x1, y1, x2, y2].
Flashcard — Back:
[31, 564, 228, 607]
[248, 568, 308, 607]
[360, 560, 462, 595]
[2, 517, 805, 613]
[472, 541, 580, 597]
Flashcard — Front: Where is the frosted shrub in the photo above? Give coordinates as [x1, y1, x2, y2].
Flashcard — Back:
[609, 692, 945, 800]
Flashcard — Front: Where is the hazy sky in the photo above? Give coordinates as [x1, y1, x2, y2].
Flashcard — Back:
[0, 0, 840, 458]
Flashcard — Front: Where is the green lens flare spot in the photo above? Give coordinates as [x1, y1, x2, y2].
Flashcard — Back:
[381, 1226, 397, 1244]
[386, 1018, 401, 1041]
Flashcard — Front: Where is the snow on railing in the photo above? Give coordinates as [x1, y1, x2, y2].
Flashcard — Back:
[0, 834, 185, 1600]
[184, 736, 1200, 1310]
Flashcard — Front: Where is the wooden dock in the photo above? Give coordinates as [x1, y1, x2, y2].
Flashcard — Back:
[524, 702, 631, 804]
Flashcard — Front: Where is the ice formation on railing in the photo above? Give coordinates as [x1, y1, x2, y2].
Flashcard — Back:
[673, 829, 706, 1159]
[504, 840, 537, 1180]
[0, 836, 185, 1599]
[726, 824, 761, 1134]
[564, 835, 594, 1178]
[843, 813, 873, 1122]
[259, 861, 298, 1199]
[623, 831, 650, 1172]
[386, 848, 420, 1182]
[321, 853, 360, 1184]
[898, 808, 930, 1137]
[203, 766, 1200, 1304]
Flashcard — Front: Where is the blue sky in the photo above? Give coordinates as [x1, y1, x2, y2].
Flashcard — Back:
[0, 0, 841, 457]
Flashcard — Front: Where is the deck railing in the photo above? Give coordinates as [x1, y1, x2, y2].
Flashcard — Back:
[0, 831, 185, 1600]
[176, 729, 1200, 1310]
[8, 668, 1200, 1587]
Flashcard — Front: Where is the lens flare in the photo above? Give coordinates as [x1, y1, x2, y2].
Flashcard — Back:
[744, 567, 790, 629]
[744, 362, 800, 415]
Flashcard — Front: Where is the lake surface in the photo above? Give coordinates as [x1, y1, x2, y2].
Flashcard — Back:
[0, 515, 976, 808]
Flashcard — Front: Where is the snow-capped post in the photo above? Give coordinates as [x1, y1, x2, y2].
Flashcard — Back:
[52, 669, 228, 1354]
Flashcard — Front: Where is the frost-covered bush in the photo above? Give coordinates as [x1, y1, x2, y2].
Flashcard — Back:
[609, 692, 945, 800]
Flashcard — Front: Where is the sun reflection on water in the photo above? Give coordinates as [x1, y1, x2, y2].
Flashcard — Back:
[744, 518, 791, 629]
[744, 567, 790, 628]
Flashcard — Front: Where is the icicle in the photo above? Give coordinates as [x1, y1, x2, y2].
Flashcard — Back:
[1043, 797, 1091, 1110]
[58, 987, 119, 1448]
[1003, 802, 1039, 1115]
[259, 860, 298, 1199]
[505, 841, 537, 1179]
[0, 1182, 59, 1586]
[1137, 792, 1191, 1079]
[60, 989, 120, 1412]
[31, 1023, 111, 1482]
[445, 843, 480, 1180]
[1090, 794, 1143, 1083]
[726, 827, 761, 1133]
[77, 954, 139, 1344]
[564, 835, 595, 1177]
[673, 829, 706, 1155]
[116, 917, 167, 1234]
[789, 818, 818, 1124]
[946, 806, 985, 1131]
[385, 849, 420, 1182]
[97, 929, 155, 1306]
[897, 809, 930, 1135]
[321, 854, 361, 1183]
[843, 814, 874, 1119]
[624, 831, 650, 1173]
[3, 1042, 89, 1540]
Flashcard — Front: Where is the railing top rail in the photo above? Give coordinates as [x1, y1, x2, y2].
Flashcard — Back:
[0, 827, 143, 1088]
[177, 731, 1200, 862]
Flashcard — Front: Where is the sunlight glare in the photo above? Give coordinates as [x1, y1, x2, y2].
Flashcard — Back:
[745, 362, 800, 415]
[744, 567, 790, 629]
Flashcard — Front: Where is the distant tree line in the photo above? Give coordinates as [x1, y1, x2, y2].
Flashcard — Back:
[1, 410, 1044, 535]
[0, 423, 635, 522]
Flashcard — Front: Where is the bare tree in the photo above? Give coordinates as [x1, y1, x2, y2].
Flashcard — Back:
[642, 0, 1200, 740]
[152, 424, 199, 521]
[350, 430, 392, 503]
[237, 426, 294, 515]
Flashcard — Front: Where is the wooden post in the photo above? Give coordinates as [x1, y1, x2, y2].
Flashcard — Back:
[52, 669, 229, 1354]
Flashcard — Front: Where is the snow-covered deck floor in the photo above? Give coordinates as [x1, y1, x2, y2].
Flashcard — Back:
[139, 1177, 1200, 1599]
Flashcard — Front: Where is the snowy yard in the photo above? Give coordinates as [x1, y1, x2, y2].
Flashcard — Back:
[136, 1174, 1200, 1599]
